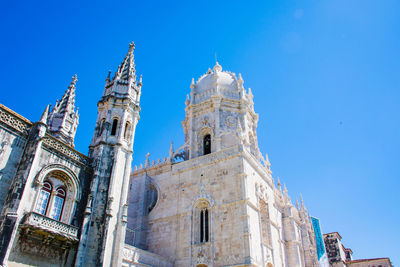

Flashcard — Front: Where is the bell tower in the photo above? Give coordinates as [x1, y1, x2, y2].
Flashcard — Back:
[75, 42, 142, 267]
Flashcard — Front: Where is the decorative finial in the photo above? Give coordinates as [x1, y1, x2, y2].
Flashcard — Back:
[185, 94, 190, 106]
[39, 104, 50, 124]
[128, 42, 135, 53]
[145, 152, 150, 168]
[169, 141, 174, 159]
[283, 184, 290, 203]
[106, 70, 111, 81]
[277, 176, 282, 192]
[265, 153, 271, 168]
[207, 68, 212, 74]
[238, 73, 244, 85]
[138, 74, 143, 85]
[69, 74, 78, 88]
[190, 78, 195, 89]
[213, 61, 222, 72]
[248, 87, 253, 97]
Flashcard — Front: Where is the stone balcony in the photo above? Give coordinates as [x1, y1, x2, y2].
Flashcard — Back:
[122, 244, 173, 267]
[22, 212, 79, 242]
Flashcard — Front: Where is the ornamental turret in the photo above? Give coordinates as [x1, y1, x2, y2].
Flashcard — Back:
[102, 42, 142, 103]
[76, 42, 141, 267]
[47, 75, 79, 147]
[181, 62, 261, 160]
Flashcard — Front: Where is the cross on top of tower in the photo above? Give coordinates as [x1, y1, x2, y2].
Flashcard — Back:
[69, 74, 78, 88]
[128, 42, 135, 53]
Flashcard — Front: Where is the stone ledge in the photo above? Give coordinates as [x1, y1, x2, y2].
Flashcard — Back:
[123, 244, 173, 267]
[21, 212, 79, 242]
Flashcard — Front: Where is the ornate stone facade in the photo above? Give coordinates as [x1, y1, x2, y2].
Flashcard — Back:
[0, 43, 330, 267]
[0, 43, 145, 267]
[126, 63, 320, 267]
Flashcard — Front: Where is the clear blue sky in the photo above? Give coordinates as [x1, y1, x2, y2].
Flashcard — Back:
[1, 0, 399, 264]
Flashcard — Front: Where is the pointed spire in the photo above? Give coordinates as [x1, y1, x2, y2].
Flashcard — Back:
[283, 184, 288, 195]
[106, 70, 111, 82]
[56, 74, 77, 114]
[283, 184, 291, 204]
[190, 78, 195, 89]
[47, 75, 79, 146]
[113, 42, 136, 81]
[169, 141, 174, 159]
[248, 87, 253, 98]
[39, 104, 50, 124]
[102, 42, 142, 99]
[265, 153, 271, 168]
[238, 73, 243, 82]
[138, 75, 143, 86]
[185, 94, 190, 106]
[300, 194, 305, 210]
[145, 152, 150, 168]
[277, 176, 282, 193]
[296, 198, 300, 209]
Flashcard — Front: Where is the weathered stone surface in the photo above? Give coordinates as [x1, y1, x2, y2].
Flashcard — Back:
[127, 63, 319, 267]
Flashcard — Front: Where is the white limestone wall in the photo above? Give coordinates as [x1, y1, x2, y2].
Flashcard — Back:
[130, 146, 253, 266]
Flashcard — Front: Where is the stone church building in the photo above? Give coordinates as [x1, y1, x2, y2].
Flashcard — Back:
[0, 43, 319, 267]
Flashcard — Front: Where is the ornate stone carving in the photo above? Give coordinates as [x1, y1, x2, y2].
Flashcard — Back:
[42, 135, 90, 165]
[225, 115, 236, 128]
[192, 243, 212, 265]
[23, 212, 79, 241]
[122, 245, 173, 267]
[218, 254, 242, 266]
[0, 105, 31, 134]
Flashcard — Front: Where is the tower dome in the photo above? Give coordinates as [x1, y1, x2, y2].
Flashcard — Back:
[192, 62, 241, 104]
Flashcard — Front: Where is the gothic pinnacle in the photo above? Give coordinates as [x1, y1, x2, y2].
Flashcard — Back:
[69, 74, 78, 89]
[185, 94, 190, 106]
[106, 70, 111, 81]
[128, 41, 135, 53]
[265, 153, 271, 167]
[39, 104, 50, 124]
[277, 177, 282, 193]
[145, 152, 150, 168]
[169, 141, 174, 159]
[138, 75, 143, 86]
[190, 78, 195, 89]
[238, 73, 244, 86]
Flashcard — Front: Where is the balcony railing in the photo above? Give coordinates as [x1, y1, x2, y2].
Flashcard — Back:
[23, 212, 79, 241]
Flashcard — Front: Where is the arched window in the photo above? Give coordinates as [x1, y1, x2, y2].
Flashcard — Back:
[34, 176, 68, 222]
[147, 183, 158, 213]
[50, 187, 66, 220]
[35, 181, 52, 215]
[203, 134, 211, 155]
[97, 119, 105, 137]
[124, 121, 131, 140]
[194, 200, 210, 244]
[200, 208, 209, 243]
[111, 118, 119, 136]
